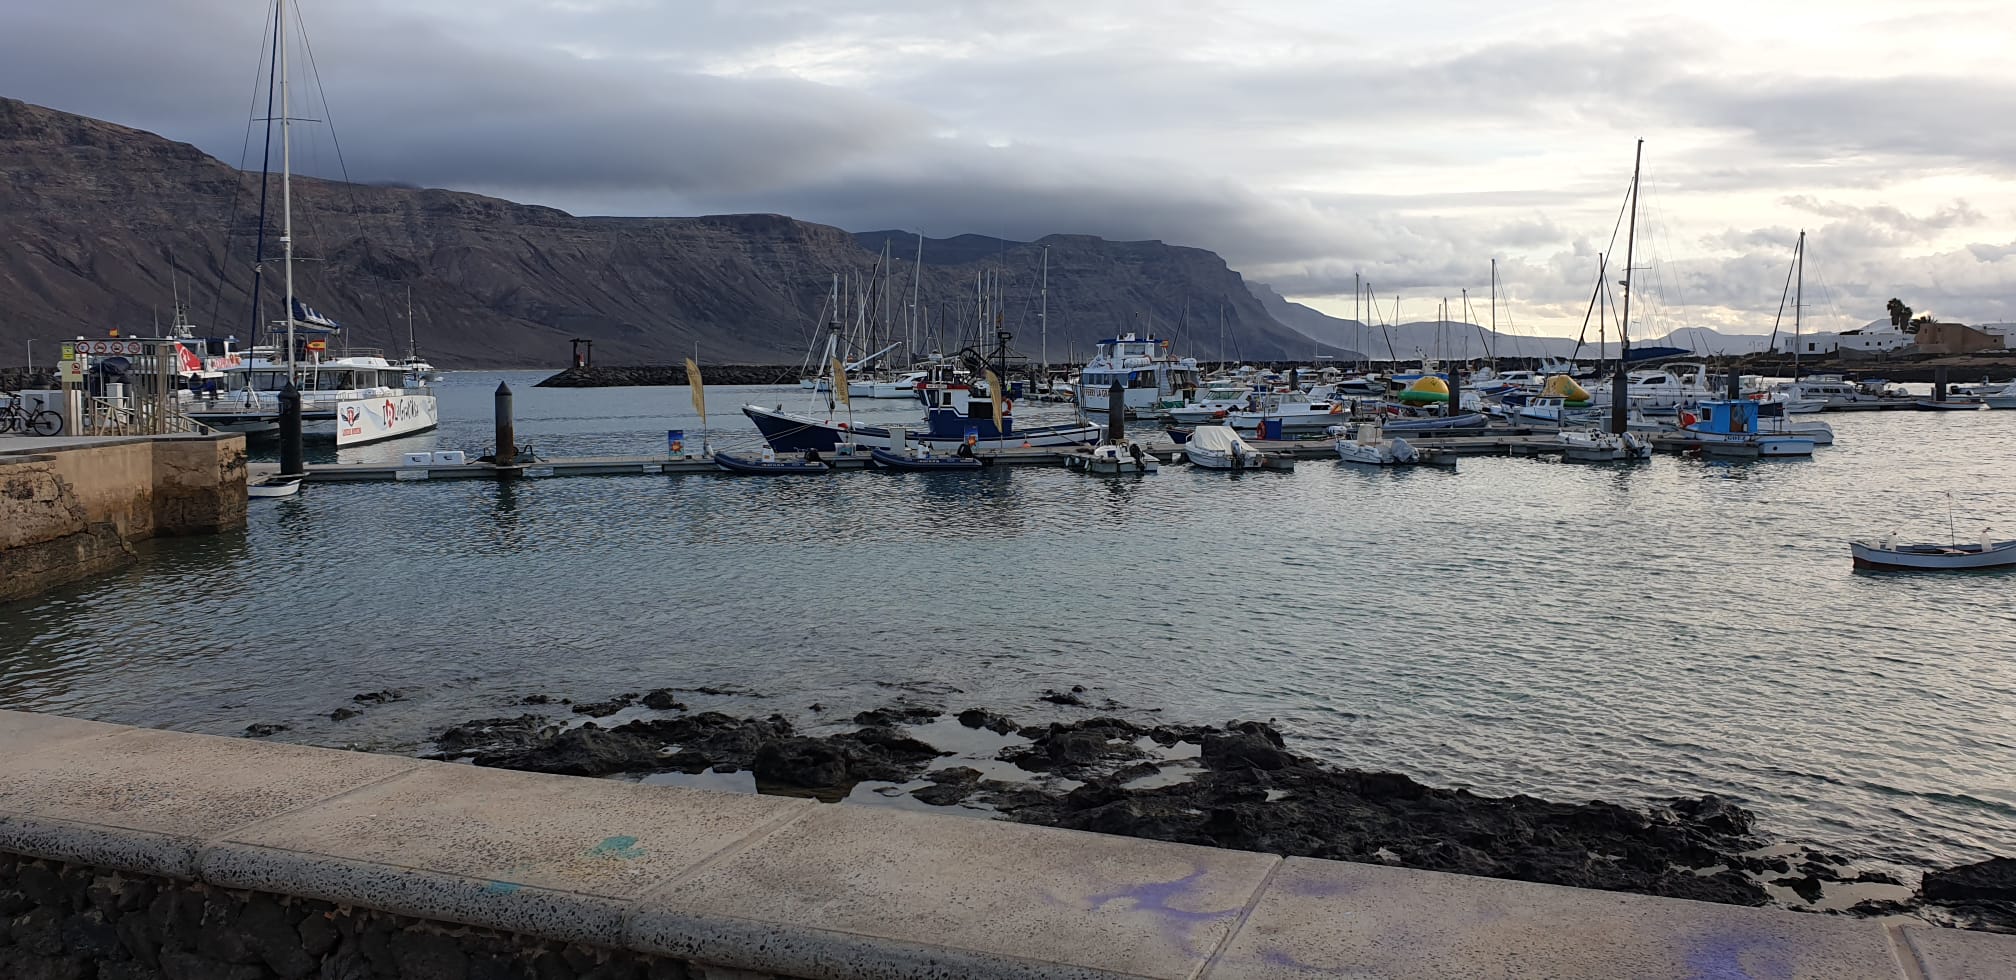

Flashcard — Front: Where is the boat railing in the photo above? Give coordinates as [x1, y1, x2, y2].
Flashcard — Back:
[78, 393, 212, 436]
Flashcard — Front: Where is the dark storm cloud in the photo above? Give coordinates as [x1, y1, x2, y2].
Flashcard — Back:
[0, 0, 926, 194]
[3, 1, 2011, 327]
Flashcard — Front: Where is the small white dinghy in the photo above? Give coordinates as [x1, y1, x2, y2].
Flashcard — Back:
[1335, 420, 1421, 466]
[1850, 533, 2016, 571]
[248, 476, 303, 499]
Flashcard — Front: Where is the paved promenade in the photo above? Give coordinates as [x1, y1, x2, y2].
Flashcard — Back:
[1, 709, 2009, 978]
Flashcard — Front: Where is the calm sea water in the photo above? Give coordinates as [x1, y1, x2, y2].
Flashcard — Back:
[3, 370, 2012, 874]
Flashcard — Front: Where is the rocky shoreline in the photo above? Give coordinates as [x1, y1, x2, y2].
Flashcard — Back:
[353, 688, 2016, 934]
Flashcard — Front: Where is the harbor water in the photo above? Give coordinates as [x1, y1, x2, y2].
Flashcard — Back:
[2, 371, 2012, 876]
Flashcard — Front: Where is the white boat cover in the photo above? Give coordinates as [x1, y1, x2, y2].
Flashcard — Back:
[1188, 425, 1255, 456]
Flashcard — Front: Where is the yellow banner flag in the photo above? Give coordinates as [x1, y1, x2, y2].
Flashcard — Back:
[984, 369, 1006, 432]
[831, 358, 851, 407]
[685, 358, 706, 424]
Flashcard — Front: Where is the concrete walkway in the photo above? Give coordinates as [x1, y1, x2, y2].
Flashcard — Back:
[0, 709, 2008, 979]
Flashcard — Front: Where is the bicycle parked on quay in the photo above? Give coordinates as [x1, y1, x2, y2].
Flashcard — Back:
[0, 392, 64, 436]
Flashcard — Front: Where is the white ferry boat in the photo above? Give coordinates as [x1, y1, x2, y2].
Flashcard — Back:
[186, 345, 438, 446]
[1074, 333, 1201, 417]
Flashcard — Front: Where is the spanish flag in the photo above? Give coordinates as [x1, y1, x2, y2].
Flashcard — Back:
[831, 358, 850, 407]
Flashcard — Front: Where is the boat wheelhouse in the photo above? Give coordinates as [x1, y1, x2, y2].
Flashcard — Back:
[1075, 333, 1201, 417]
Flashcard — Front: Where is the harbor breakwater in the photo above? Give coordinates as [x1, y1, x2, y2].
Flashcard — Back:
[532, 356, 2016, 389]
[536, 365, 801, 387]
[1, 367, 57, 390]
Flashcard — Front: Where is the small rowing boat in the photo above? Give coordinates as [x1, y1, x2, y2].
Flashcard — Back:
[1850, 536, 2016, 571]
[248, 476, 303, 498]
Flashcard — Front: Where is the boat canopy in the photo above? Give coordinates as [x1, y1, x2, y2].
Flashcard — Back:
[1187, 424, 1256, 456]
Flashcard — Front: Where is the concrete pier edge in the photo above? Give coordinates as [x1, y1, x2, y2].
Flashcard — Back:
[1, 708, 2009, 979]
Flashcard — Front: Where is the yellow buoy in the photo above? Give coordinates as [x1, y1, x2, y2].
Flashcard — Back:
[1397, 375, 1449, 404]
[1541, 374, 1589, 401]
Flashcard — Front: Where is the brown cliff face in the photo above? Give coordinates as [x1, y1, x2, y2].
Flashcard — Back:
[0, 97, 1314, 367]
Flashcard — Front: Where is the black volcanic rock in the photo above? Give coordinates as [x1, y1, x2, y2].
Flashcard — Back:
[1923, 857, 2016, 903]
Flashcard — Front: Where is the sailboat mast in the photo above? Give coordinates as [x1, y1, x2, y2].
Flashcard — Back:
[279, 0, 296, 383]
[1489, 259, 1497, 361]
[1612, 139, 1642, 435]
[1039, 244, 1049, 383]
[908, 233, 923, 367]
[1793, 229, 1805, 381]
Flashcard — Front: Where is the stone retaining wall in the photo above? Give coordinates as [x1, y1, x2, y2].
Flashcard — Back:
[0, 434, 244, 603]
[2, 709, 2011, 979]
[0, 852, 750, 980]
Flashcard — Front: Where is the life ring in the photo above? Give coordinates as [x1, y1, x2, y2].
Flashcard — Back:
[1679, 411, 1698, 428]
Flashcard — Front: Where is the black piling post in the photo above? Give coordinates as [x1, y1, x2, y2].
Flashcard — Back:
[1933, 366, 1949, 402]
[1727, 364, 1741, 400]
[278, 381, 303, 477]
[1446, 364, 1463, 418]
[1609, 361, 1629, 435]
[495, 381, 517, 466]
[1108, 377, 1126, 445]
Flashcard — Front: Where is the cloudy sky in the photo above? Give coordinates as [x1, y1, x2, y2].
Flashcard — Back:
[6, 0, 2014, 338]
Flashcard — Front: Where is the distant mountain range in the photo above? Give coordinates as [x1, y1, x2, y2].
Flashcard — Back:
[1246, 284, 1776, 361]
[0, 96, 1319, 367]
[0, 96, 1798, 371]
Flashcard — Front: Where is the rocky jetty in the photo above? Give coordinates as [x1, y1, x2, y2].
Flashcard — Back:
[0, 368, 55, 391]
[534, 365, 798, 388]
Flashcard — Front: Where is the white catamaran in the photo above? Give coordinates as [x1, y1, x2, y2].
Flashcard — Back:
[183, 0, 436, 447]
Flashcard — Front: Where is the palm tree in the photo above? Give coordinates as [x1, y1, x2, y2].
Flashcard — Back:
[1886, 298, 1913, 329]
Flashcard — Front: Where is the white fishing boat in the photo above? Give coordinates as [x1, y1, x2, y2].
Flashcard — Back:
[1163, 383, 1253, 424]
[849, 371, 928, 399]
[1771, 378, 1868, 412]
[1558, 428, 1652, 462]
[1760, 416, 1835, 446]
[1184, 424, 1288, 470]
[1225, 384, 1354, 434]
[1335, 420, 1421, 466]
[1066, 442, 1160, 475]
[1075, 333, 1202, 417]
[1850, 534, 2016, 571]
[1951, 380, 2016, 409]
[1583, 363, 1729, 414]
[1682, 400, 1814, 457]
[1916, 397, 1986, 411]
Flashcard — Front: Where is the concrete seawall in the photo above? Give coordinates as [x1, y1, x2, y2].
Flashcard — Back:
[0, 434, 245, 603]
[2, 709, 2009, 979]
